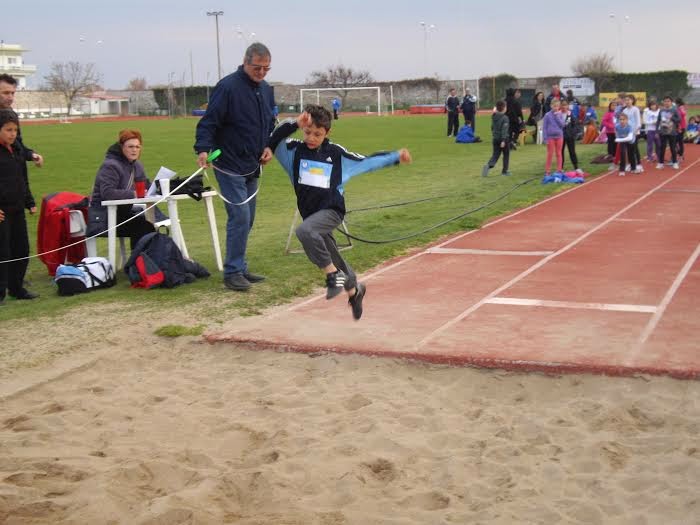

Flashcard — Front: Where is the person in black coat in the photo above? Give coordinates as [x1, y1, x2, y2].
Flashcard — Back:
[461, 88, 477, 131]
[445, 88, 460, 137]
[0, 110, 38, 302]
[505, 88, 524, 148]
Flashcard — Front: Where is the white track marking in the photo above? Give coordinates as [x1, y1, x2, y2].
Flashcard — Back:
[416, 159, 700, 349]
[487, 297, 657, 313]
[427, 248, 553, 256]
[632, 242, 700, 356]
[289, 173, 614, 311]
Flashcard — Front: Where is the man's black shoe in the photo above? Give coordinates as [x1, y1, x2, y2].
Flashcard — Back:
[11, 289, 39, 300]
[348, 282, 366, 320]
[326, 270, 347, 299]
[224, 273, 251, 291]
[243, 272, 266, 283]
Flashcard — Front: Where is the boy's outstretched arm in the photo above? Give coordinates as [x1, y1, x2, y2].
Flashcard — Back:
[340, 147, 412, 184]
[264, 117, 303, 178]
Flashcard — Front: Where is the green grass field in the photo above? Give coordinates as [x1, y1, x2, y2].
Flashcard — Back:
[2, 114, 608, 323]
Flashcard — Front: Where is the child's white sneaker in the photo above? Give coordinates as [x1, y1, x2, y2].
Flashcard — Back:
[656, 163, 664, 169]
[575, 168, 584, 175]
[625, 164, 631, 172]
[633, 167, 643, 174]
[608, 164, 616, 171]
[618, 171, 625, 177]
[672, 163, 679, 169]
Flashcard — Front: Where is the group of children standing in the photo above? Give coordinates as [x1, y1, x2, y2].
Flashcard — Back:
[483, 95, 586, 177]
[600, 95, 687, 176]
[481, 89, 692, 180]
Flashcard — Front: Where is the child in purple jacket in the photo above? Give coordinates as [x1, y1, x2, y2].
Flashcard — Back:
[542, 99, 565, 175]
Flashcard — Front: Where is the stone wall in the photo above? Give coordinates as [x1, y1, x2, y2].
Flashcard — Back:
[12, 89, 160, 116]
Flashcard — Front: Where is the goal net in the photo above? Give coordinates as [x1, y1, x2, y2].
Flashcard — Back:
[299, 87, 384, 115]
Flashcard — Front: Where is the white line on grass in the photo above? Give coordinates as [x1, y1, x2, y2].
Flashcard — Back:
[416, 159, 700, 350]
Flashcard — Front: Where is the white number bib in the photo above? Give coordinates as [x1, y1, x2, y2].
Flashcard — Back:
[298, 159, 332, 189]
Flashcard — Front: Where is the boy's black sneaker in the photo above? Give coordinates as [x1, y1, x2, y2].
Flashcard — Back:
[348, 282, 366, 320]
[326, 270, 347, 299]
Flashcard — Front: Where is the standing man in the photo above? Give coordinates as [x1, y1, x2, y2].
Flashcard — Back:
[544, 83, 564, 115]
[445, 88, 460, 137]
[194, 43, 275, 291]
[331, 97, 341, 120]
[461, 88, 477, 131]
[0, 74, 43, 300]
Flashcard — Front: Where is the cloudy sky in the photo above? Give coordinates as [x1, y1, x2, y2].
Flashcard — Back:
[9, 0, 700, 90]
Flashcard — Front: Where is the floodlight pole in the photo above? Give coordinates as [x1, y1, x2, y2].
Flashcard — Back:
[609, 13, 630, 72]
[207, 10, 224, 80]
[419, 22, 436, 77]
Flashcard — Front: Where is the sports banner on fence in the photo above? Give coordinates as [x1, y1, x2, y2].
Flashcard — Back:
[599, 92, 647, 108]
[559, 77, 595, 97]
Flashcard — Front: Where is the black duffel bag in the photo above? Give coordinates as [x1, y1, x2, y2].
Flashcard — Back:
[158, 174, 211, 201]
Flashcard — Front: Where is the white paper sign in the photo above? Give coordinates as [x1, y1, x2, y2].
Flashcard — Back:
[559, 77, 596, 97]
[147, 166, 177, 196]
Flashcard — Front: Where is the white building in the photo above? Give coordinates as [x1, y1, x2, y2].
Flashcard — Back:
[0, 42, 37, 89]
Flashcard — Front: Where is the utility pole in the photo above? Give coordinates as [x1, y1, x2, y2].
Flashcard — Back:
[207, 11, 224, 80]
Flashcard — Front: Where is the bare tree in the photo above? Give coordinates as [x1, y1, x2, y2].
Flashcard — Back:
[127, 77, 148, 90]
[572, 53, 616, 95]
[306, 65, 374, 107]
[44, 62, 101, 115]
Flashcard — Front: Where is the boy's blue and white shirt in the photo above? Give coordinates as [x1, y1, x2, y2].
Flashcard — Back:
[268, 118, 400, 219]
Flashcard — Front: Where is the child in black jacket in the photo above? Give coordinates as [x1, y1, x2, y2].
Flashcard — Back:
[560, 100, 583, 174]
[0, 109, 38, 303]
[264, 105, 412, 320]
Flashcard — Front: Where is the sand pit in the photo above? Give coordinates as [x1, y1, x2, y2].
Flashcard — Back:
[0, 306, 698, 524]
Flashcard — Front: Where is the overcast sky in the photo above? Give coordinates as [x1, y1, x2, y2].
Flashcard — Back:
[9, 0, 700, 90]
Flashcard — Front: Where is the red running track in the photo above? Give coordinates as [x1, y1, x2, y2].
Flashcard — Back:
[207, 145, 700, 379]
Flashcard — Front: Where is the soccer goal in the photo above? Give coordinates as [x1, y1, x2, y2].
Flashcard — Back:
[299, 87, 383, 115]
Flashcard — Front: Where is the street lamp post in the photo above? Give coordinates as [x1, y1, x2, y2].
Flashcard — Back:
[207, 10, 224, 80]
[206, 71, 210, 102]
[419, 21, 436, 77]
[167, 71, 175, 117]
[609, 13, 630, 71]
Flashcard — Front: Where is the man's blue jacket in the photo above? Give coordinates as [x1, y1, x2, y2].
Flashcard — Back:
[194, 65, 275, 175]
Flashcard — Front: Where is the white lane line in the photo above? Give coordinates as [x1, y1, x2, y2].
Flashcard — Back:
[427, 248, 553, 256]
[416, 158, 700, 350]
[288, 172, 614, 312]
[657, 188, 700, 193]
[632, 242, 700, 356]
[487, 297, 657, 313]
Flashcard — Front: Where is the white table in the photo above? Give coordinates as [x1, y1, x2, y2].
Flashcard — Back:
[101, 190, 223, 272]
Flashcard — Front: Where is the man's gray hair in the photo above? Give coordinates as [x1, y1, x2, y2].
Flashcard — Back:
[244, 42, 271, 63]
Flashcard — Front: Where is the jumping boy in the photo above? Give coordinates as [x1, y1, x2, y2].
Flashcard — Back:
[0, 109, 38, 304]
[264, 105, 412, 320]
[481, 100, 511, 177]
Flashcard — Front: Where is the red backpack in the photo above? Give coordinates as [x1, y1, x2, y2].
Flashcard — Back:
[37, 192, 89, 276]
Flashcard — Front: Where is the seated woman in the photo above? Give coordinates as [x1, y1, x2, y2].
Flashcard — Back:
[86, 129, 155, 248]
[581, 120, 600, 144]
